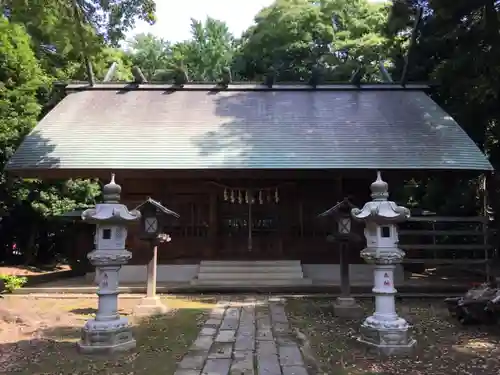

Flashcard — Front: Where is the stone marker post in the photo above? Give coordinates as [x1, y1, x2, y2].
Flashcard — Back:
[78, 174, 141, 354]
[351, 171, 416, 356]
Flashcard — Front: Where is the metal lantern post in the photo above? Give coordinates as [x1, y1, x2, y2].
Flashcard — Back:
[351, 171, 416, 356]
[319, 198, 363, 318]
[133, 198, 179, 316]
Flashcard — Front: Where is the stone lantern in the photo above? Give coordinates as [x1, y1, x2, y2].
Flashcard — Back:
[319, 197, 362, 318]
[351, 171, 415, 356]
[133, 198, 179, 316]
[78, 174, 141, 354]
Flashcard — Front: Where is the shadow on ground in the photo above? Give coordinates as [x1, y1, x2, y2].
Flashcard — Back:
[0, 306, 209, 375]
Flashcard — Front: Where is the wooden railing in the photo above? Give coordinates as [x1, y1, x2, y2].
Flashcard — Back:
[399, 216, 495, 273]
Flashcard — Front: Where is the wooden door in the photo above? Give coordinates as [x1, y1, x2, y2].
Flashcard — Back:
[219, 200, 250, 258]
[251, 202, 282, 258]
[218, 198, 283, 259]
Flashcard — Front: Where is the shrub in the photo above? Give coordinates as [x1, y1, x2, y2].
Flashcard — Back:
[0, 275, 28, 293]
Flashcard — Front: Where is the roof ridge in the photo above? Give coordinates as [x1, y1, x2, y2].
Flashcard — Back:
[62, 82, 431, 92]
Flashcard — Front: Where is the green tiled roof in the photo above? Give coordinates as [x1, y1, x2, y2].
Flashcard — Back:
[6, 84, 493, 172]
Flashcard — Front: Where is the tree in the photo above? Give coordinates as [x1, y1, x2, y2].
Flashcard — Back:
[235, 0, 389, 82]
[127, 18, 236, 82]
[127, 33, 171, 81]
[181, 17, 236, 81]
[1, 0, 155, 82]
[92, 47, 134, 81]
[385, 0, 500, 215]
[0, 16, 103, 264]
[0, 16, 44, 171]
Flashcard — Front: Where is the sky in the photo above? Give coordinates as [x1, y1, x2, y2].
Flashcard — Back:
[128, 0, 387, 43]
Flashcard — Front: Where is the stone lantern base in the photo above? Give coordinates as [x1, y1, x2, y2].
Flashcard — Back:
[333, 297, 364, 319]
[133, 296, 168, 316]
[358, 322, 416, 356]
[77, 317, 136, 354]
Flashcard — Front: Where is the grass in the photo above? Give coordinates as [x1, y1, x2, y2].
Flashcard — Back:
[286, 297, 500, 375]
[0, 296, 214, 375]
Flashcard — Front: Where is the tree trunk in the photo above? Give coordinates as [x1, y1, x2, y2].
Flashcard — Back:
[23, 225, 38, 265]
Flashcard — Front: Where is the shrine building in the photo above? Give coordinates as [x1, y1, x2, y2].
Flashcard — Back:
[5, 82, 493, 287]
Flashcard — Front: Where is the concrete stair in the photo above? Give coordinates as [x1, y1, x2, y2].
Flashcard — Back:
[190, 260, 312, 287]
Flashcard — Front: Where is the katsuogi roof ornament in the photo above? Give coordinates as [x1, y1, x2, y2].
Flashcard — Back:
[351, 171, 410, 223]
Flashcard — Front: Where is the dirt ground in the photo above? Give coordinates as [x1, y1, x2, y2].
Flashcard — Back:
[0, 264, 71, 276]
[286, 297, 500, 375]
[0, 295, 213, 374]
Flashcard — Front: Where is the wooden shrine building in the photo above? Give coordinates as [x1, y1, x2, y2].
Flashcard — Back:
[5, 82, 493, 286]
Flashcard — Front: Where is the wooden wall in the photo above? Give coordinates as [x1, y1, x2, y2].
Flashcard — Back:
[117, 174, 374, 265]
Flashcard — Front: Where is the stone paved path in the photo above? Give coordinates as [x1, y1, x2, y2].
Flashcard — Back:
[174, 297, 309, 375]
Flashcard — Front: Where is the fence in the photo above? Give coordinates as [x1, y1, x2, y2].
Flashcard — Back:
[398, 216, 495, 278]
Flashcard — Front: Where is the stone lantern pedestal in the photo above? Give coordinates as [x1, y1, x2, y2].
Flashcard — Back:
[351, 171, 416, 356]
[77, 174, 141, 354]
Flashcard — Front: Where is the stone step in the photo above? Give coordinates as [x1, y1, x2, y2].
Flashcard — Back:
[191, 278, 313, 286]
[197, 265, 304, 274]
[197, 272, 304, 280]
[199, 260, 301, 267]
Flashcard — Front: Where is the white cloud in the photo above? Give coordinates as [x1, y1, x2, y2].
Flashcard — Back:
[127, 0, 388, 43]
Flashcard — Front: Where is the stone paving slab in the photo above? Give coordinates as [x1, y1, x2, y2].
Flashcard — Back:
[216, 330, 236, 343]
[190, 336, 214, 351]
[208, 343, 233, 359]
[231, 350, 254, 375]
[235, 334, 255, 351]
[175, 299, 310, 375]
[256, 340, 278, 355]
[174, 370, 201, 375]
[202, 358, 231, 375]
[257, 354, 281, 375]
[282, 366, 309, 375]
[178, 352, 207, 370]
[278, 345, 304, 367]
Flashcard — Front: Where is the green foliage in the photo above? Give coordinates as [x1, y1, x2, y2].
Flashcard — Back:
[127, 33, 172, 80]
[235, 0, 389, 81]
[385, 0, 499, 215]
[0, 0, 155, 265]
[0, 0, 498, 266]
[92, 47, 133, 81]
[0, 16, 45, 163]
[127, 17, 236, 82]
[0, 274, 28, 292]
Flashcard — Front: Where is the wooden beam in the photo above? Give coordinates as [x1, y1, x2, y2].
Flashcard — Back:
[6, 168, 487, 182]
[400, 244, 492, 250]
[103, 62, 118, 82]
[407, 216, 488, 223]
[400, 230, 487, 236]
[402, 259, 489, 264]
[378, 61, 393, 83]
[132, 66, 147, 83]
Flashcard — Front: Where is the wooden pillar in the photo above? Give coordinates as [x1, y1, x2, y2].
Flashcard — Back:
[336, 174, 344, 201]
[208, 189, 218, 258]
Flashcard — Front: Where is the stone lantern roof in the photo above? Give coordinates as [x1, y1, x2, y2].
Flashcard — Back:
[81, 174, 141, 224]
[351, 171, 410, 224]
